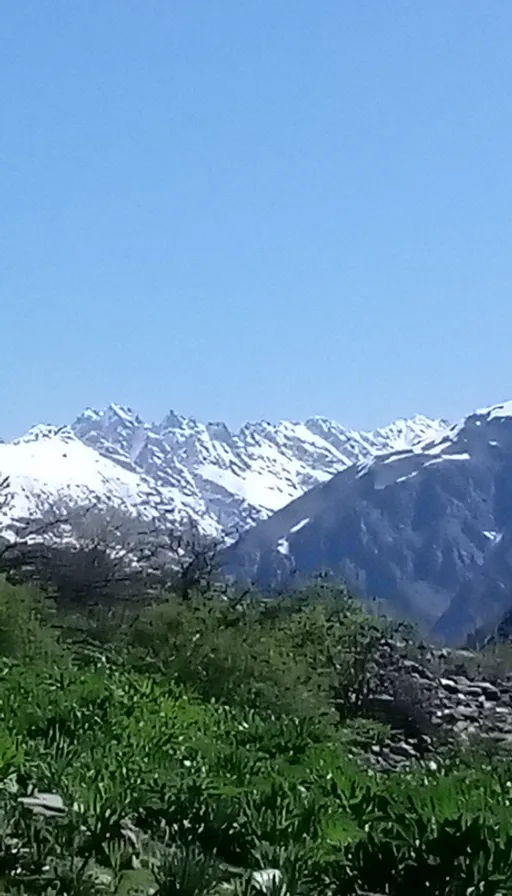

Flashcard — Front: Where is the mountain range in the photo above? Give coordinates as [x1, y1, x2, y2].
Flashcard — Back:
[0, 404, 445, 538]
[225, 401, 512, 643]
[3, 400, 512, 643]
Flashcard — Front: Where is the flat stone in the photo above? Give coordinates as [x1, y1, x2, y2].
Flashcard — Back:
[392, 741, 418, 759]
[440, 678, 460, 694]
[453, 676, 471, 686]
[403, 660, 433, 680]
[454, 705, 479, 721]
[461, 685, 485, 698]
[453, 719, 472, 733]
[473, 682, 500, 700]
[371, 693, 394, 704]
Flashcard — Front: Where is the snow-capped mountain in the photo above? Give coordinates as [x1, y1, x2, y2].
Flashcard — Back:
[0, 423, 219, 539]
[0, 404, 448, 539]
[71, 404, 447, 533]
[225, 400, 512, 644]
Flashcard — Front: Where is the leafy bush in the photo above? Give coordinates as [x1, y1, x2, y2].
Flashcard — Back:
[0, 579, 62, 662]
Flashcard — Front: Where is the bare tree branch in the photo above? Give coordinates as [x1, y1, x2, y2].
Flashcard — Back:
[0, 498, 226, 609]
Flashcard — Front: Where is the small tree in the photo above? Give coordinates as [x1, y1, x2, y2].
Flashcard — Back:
[0, 500, 225, 610]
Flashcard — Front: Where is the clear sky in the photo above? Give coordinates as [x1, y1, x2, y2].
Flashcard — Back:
[3, 2, 512, 438]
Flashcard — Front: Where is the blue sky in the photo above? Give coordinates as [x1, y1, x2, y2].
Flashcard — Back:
[3, 2, 512, 438]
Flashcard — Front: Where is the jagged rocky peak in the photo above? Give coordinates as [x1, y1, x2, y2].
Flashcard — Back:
[159, 409, 190, 432]
[1, 401, 448, 544]
[65, 403, 449, 532]
[305, 413, 449, 456]
[205, 421, 232, 443]
[74, 407, 102, 423]
[74, 403, 145, 432]
[104, 403, 144, 426]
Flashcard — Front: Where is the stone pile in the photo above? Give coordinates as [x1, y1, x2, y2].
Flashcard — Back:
[359, 646, 512, 772]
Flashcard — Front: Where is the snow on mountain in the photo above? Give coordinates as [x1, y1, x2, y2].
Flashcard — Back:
[70, 405, 448, 533]
[225, 399, 512, 644]
[0, 425, 218, 539]
[0, 404, 449, 539]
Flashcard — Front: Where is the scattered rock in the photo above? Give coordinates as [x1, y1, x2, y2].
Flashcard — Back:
[392, 741, 418, 759]
[361, 642, 512, 773]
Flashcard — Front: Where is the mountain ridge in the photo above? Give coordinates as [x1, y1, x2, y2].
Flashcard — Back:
[225, 400, 512, 643]
[0, 404, 449, 539]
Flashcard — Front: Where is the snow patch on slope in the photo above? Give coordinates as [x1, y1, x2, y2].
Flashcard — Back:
[289, 518, 310, 534]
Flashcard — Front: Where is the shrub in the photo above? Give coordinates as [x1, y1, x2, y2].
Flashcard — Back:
[0, 579, 62, 662]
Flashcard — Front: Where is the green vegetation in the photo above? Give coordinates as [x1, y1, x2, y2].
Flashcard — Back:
[0, 574, 511, 894]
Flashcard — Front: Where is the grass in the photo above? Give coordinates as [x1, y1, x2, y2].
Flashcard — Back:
[0, 578, 510, 893]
